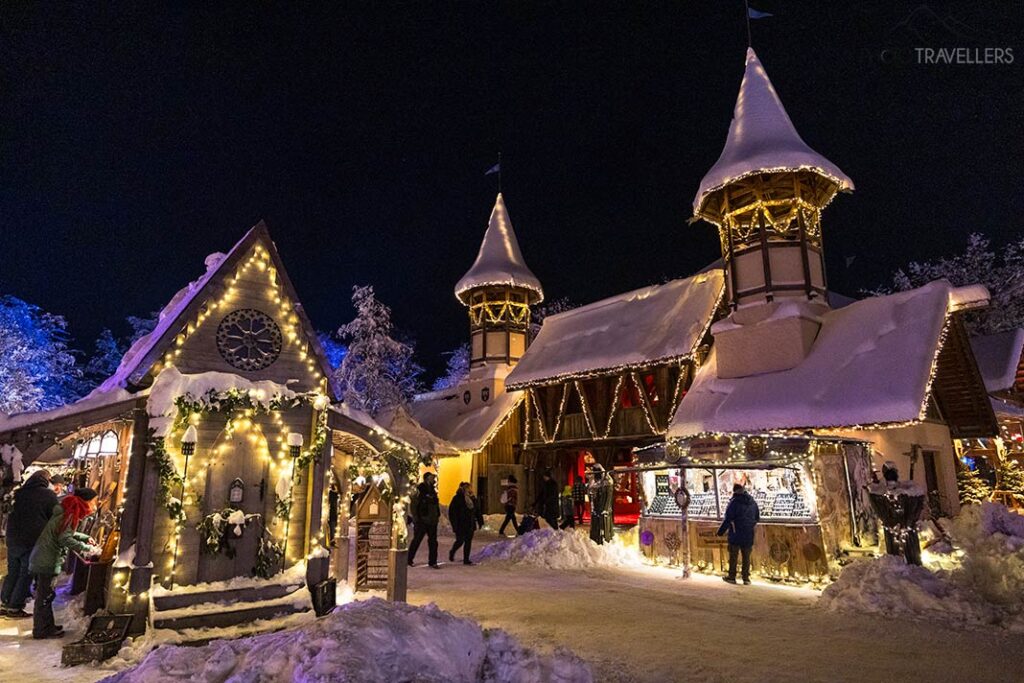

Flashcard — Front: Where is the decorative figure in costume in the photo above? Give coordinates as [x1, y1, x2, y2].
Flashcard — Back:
[867, 461, 925, 565]
[587, 464, 614, 545]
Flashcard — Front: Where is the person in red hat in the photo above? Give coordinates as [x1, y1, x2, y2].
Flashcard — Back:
[28, 487, 101, 639]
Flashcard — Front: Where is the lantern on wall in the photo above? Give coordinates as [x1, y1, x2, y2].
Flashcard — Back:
[287, 432, 304, 459]
[181, 425, 198, 457]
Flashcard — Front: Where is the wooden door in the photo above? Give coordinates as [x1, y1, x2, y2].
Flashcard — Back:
[197, 430, 268, 583]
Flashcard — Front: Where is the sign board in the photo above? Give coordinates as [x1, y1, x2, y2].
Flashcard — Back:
[355, 483, 391, 591]
[687, 438, 731, 462]
[694, 524, 730, 547]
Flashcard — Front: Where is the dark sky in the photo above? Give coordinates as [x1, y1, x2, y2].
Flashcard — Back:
[1, 3, 1021, 380]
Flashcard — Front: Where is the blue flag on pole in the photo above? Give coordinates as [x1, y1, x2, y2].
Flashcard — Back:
[485, 163, 500, 176]
[748, 7, 772, 19]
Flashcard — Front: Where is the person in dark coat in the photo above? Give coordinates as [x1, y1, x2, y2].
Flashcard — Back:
[1, 470, 58, 618]
[535, 469, 560, 530]
[717, 483, 760, 585]
[448, 482, 485, 565]
[498, 474, 520, 537]
[29, 487, 99, 638]
[571, 476, 588, 526]
[588, 465, 614, 544]
[408, 472, 441, 568]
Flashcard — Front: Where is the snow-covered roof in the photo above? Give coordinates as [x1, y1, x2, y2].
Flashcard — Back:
[669, 280, 958, 436]
[505, 270, 725, 389]
[454, 194, 544, 304]
[374, 405, 461, 457]
[694, 48, 853, 215]
[0, 386, 139, 436]
[410, 389, 522, 453]
[970, 330, 1024, 394]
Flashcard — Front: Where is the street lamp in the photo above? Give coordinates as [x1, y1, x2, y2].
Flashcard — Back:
[171, 424, 198, 589]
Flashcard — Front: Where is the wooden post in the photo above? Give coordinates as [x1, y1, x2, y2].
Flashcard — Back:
[333, 464, 351, 585]
[304, 434, 331, 588]
[387, 456, 409, 602]
[116, 405, 150, 556]
[126, 427, 158, 635]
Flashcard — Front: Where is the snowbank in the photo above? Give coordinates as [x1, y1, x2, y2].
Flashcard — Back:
[101, 598, 592, 683]
[475, 528, 641, 571]
[820, 502, 1024, 631]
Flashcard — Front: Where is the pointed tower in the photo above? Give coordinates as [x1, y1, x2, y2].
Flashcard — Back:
[455, 193, 543, 372]
[695, 49, 853, 378]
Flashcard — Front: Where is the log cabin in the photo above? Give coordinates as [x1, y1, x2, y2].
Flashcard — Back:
[0, 222, 417, 635]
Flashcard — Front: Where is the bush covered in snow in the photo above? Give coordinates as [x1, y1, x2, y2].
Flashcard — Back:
[101, 598, 592, 683]
[820, 502, 1024, 631]
[475, 528, 641, 571]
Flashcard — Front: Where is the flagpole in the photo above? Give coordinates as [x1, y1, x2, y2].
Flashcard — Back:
[744, 0, 752, 47]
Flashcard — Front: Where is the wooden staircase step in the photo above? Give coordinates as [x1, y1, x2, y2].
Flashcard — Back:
[152, 582, 304, 612]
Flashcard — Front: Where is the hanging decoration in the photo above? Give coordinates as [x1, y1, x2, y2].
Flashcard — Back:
[197, 507, 261, 559]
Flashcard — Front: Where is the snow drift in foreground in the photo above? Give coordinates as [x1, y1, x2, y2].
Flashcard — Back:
[100, 598, 592, 683]
[820, 503, 1024, 631]
[475, 528, 641, 570]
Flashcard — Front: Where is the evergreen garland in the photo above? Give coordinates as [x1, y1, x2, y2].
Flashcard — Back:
[150, 438, 187, 526]
[254, 525, 285, 579]
[197, 507, 260, 559]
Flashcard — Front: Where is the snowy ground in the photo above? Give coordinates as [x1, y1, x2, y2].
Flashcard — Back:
[408, 528, 1024, 683]
[5, 524, 1024, 682]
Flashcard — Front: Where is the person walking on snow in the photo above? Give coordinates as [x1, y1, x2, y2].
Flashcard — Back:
[571, 476, 588, 526]
[536, 469, 560, 530]
[2, 470, 58, 618]
[717, 483, 760, 585]
[448, 482, 484, 564]
[29, 487, 101, 638]
[498, 474, 520, 536]
[408, 472, 441, 568]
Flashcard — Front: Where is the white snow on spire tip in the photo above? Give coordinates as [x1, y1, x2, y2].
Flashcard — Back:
[454, 193, 544, 304]
[693, 48, 853, 215]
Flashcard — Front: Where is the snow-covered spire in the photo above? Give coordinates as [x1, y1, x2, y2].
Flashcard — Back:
[454, 193, 544, 304]
[693, 48, 853, 216]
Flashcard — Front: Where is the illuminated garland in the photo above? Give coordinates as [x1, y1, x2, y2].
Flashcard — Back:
[153, 244, 329, 386]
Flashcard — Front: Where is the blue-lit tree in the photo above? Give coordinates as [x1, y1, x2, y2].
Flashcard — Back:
[432, 343, 470, 391]
[0, 296, 82, 414]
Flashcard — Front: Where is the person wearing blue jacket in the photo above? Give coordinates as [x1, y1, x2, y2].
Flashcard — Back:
[717, 483, 760, 585]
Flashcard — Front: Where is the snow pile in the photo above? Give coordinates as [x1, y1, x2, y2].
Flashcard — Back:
[475, 528, 641, 571]
[101, 598, 592, 683]
[944, 502, 1024, 609]
[147, 367, 300, 424]
[821, 503, 1024, 631]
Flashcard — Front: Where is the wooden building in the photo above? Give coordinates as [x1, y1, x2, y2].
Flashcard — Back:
[641, 48, 996, 578]
[411, 194, 539, 509]
[0, 223, 414, 634]
[502, 270, 725, 522]
[958, 330, 1024, 473]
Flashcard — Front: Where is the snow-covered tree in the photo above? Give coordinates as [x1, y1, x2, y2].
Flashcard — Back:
[874, 233, 1024, 335]
[957, 464, 992, 506]
[333, 286, 422, 415]
[0, 296, 82, 414]
[432, 343, 470, 391]
[316, 330, 347, 370]
[83, 311, 159, 388]
[84, 328, 123, 384]
[996, 458, 1024, 502]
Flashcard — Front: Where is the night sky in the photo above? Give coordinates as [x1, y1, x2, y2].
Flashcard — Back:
[1, 3, 1021, 380]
